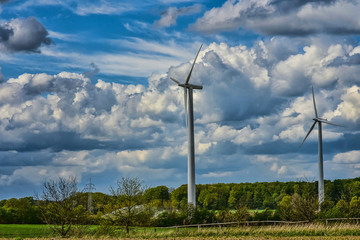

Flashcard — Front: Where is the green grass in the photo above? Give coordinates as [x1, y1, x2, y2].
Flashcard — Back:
[3, 223, 360, 239]
[0, 224, 53, 238]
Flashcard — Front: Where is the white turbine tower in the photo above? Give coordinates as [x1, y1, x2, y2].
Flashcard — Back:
[301, 86, 340, 209]
[170, 44, 203, 207]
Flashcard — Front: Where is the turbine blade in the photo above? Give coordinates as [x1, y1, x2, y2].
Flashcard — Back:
[170, 77, 180, 85]
[320, 119, 342, 127]
[184, 88, 188, 129]
[301, 121, 317, 147]
[312, 86, 319, 118]
[185, 44, 203, 85]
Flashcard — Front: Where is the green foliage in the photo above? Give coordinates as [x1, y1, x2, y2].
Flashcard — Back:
[335, 199, 349, 217]
[107, 177, 151, 234]
[252, 208, 275, 221]
[234, 204, 250, 222]
[170, 184, 187, 208]
[144, 185, 170, 208]
[0, 197, 41, 224]
[37, 176, 88, 237]
[189, 207, 217, 224]
[152, 211, 187, 227]
[290, 193, 318, 221]
[277, 195, 293, 221]
[197, 184, 230, 210]
[3, 176, 360, 227]
[349, 196, 360, 217]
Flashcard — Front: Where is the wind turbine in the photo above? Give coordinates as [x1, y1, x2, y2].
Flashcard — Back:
[170, 44, 203, 207]
[301, 86, 340, 209]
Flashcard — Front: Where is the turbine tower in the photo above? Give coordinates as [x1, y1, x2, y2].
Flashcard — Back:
[301, 86, 340, 209]
[170, 44, 203, 207]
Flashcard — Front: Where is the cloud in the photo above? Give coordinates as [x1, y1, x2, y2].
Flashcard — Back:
[0, 17, 52, 53]
[333, 150, 360, 164]
[15, 0, 134, 16]
[330, 86, 360, 124]
[154, 4, 202, 28]
[1, 40, 360, 196]
[40, 39, 202, 78]
[83, 62, 100, 79]
[190, 0, 360, 36]
[0, 67, 4, 83]
[71, 1, 132, 16]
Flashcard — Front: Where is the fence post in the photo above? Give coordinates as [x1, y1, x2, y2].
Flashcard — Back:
[325, 219, 328, 226]
[198, 225, 200, 231]
[154, 227, 156, 233]
[176, 226, 179, 232]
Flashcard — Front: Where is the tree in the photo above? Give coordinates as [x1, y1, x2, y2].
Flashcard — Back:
[37, 176, 87, 237]
[350, 196, 360, 217]
[2, 197, 40, 223]
[109, 177, 150, 234]
[335, 199, 349, 217]
[234, 202, 250, 222]
[290, 193, 317, 221]
[170, 184, 187, 208]
[277, 195, 293, 221]
[144, 186, 170, 208]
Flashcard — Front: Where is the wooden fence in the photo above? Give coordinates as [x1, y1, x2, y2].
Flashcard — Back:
[154, 220, 308, 232]
[154, 218, 360, 232]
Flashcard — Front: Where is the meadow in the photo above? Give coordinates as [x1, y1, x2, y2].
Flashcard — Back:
[2, 223, 360, 239]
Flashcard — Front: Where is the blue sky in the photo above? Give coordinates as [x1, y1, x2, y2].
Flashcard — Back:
[1, 0, 360, 199]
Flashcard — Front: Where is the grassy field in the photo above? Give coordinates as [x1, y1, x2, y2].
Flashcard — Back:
[2, 223, 360, 239]
[0, 224, 53, 238]
[3, 237, 360, 240]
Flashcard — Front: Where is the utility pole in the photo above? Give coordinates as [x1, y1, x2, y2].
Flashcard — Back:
[84, 178, 96, 213]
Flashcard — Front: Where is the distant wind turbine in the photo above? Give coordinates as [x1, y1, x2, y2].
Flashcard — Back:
[301, 86, 340, 209]
[170, 44, 203, 207]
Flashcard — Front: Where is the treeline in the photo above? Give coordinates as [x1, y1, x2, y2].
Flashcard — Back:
[1, 177, 360, 225]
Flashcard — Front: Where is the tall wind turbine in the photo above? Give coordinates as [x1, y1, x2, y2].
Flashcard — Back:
[170, 44, 203, 207]
[301, 86, 340, 209]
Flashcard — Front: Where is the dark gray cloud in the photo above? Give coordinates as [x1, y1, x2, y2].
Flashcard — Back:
[191, 0, 360, 36]
[0, 67, 4, 83]
[270, 0, 336, 13]
[83, 62, 100, 79]
[0, 17, 52, 53]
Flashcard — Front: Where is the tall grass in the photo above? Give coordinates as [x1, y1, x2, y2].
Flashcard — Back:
[2, 223, 360, 239]
[127, 223, 360, 238]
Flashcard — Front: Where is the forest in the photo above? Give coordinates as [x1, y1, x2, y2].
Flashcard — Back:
[1, 176, 360, 228]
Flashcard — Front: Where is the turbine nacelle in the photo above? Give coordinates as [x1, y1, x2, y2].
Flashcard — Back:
[179, 83, 203, 89]
[170, 77, 203, 89]
[313, 117, 326, 122]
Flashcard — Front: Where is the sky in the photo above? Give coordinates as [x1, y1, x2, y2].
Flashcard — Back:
[1, 0, 360, 199]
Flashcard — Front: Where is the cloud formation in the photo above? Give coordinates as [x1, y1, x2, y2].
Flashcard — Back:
[16, 0, 136, 16]
[190, 0, 360, 36]
[155, 4, 202, 28]
[0, 17, 52, 53]
[1, 38, 360, 195]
